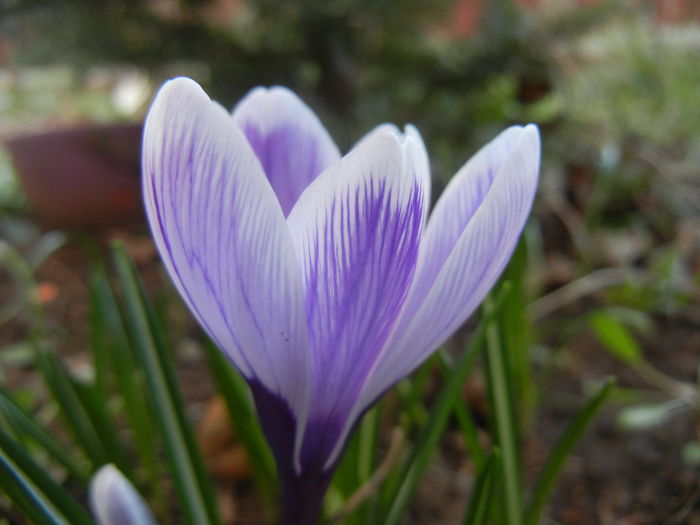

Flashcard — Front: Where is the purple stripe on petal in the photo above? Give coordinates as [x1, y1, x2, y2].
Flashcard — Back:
[232, 87, 340, 216]
[287, 131, 426, 469]
[142, 78, 311, 444]
[355, 123, 431, 226]
[400, 126, 524, 324]
[355, 124, 541, 417]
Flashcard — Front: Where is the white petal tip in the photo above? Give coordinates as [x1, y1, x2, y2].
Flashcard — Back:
[522, 123, 541, 141]
[157, 76, 207, 100]
[515, 124, 542, 167]
[90, 465, 156, 525]
[234, 85, 308, 113]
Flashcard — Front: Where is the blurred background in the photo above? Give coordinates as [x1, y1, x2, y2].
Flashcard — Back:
[1, 0, 700, 523]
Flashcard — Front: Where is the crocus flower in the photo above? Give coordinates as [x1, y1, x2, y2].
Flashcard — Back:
[143, 77, 540, 524]
[89, 465, 157, 525]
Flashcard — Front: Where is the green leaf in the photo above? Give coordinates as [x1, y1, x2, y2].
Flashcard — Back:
[463, 450, 500, 525]
[329, 405, 381, 523]
[113, 242, 221, 525]
[36, 345, 132, 475]
[499, 239, 536, 423]
[0, 427, 93, 525]
[381, 283, 511, 525]
[34, 347, 109, 468]
[376, 359, 434, 515]
[354, 406, 381, 522]
[525, 377, 615, 525]
[203, 339, 276, 501]
[395, 359, 433, 429]
[588, 311, 642, 365]
[0, 385, 89, 482]
[70, 376, 132, 477]
[483, 293, 522, 525]
[439, 354, 486, 471]
[356, 406, 380, 485]
[89, 269, 161, 492]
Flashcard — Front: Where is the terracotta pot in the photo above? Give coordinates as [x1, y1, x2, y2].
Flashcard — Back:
[5, 123, 143, 230]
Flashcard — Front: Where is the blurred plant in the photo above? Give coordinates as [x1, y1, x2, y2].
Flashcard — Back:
[519, 4, 700, 467]
[0, 227, 65, 330]
[549, 9, 700, 232]
[0, 0, 553, 167]
[585, 304, 700, 460]
[0, 242, 223, 524]
[0, 150, 25, 213]
[0, 240, 615, 524]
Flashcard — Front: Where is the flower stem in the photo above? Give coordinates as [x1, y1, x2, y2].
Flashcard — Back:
[279, 472, 331, 525]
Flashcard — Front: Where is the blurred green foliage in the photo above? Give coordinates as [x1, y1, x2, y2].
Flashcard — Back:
[1, 0, 700, 522]
[1, 0, 551, 177]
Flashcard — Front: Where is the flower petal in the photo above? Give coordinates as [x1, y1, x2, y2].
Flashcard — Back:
[143, 78, 310, 431]
[89, 465, 156, 525]
[397, 125, 524, 324]
[286, 130, 426, 470]
[355, 123, 431, 218]
[232, 87, 340, 216]
[360, 124, 541, 408]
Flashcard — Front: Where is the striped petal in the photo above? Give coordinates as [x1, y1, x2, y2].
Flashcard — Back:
[232, 87, 340, 216]
[355, 123, 431, 225]
[142, 78, 310, 442]
[89, 465, 156, 525]
[360, 124, 541, 408]
[287, 130, 427, 471]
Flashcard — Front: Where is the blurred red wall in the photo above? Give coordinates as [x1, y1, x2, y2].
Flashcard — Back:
[448, 0, 700, 37]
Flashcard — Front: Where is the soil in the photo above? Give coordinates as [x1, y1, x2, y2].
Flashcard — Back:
[1, 228, 700, 525]
[539, 320, 700, 525]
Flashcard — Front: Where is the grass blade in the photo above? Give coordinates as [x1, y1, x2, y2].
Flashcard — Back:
[439, 354, 486, 471]
[89, 269, 161, 493]
[113, 242, 221, 525]
[353, 406, 381, 523]
[463, 450, 499, 525]
[499, 240, 536, 423]
[329, 405, 381, 523]
[356, 406, 380, 486]
[34, 347, 109, 468]
[69, 376, 132, 477]
[381, 283, 511, 525]
[524, 377, 615, 525]
[395, 359, 434, 429]
[0, 385, 89, 482]
[483, 293, 523, 525]
[203, 339, 276, 500]
[0, 427, 93, 525]
[37, 346, 132, 476]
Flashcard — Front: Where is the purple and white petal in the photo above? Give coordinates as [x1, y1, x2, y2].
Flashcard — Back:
[232, 87, 340, 216]
[359, 124, 540, 408]
[394, 126, 524, 327]
[142, 78, 310, 438]
[404, 124, 431, 225]
[286, 131, 426, 470]
[355, 124, 431, 224]
[89, 465, 156, 525]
